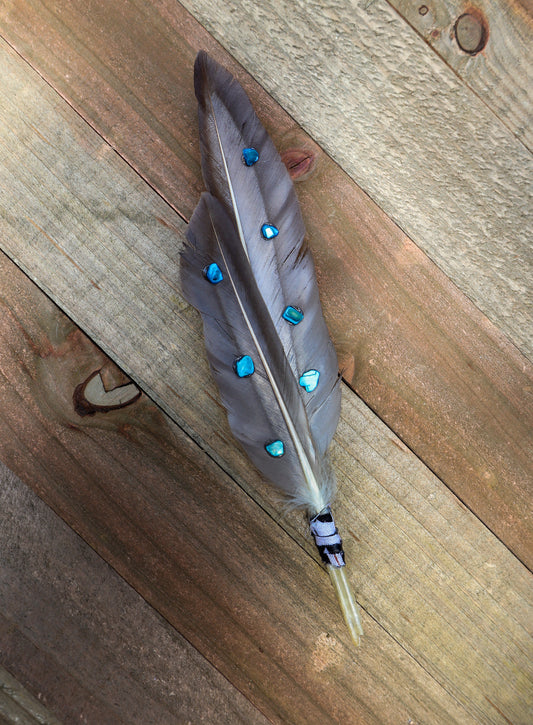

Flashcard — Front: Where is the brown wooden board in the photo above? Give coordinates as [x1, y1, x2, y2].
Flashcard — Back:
[0, 253, 496, 725]
[0, 1, 532, 567]
[0, 463, 269, 725]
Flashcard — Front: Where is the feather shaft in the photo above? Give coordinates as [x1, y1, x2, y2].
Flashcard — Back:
[329, 567, 364, 646]
[210, 104, 249, 262]
[207, 202, 324, 512]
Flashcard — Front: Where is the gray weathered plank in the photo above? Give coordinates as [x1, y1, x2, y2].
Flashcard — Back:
[390, 0, 532, 149]
[0, 37, 531, 724]
[179, 0, 533, 359]
[0, 666, 62, 725]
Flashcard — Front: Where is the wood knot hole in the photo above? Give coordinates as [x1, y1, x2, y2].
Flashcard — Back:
[454, 11, 488, 54]
[281, 148, 316, 181]
[73, 370, 141, 416]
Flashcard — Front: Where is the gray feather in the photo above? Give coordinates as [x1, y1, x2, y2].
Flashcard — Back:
[181, 51, 341, 513]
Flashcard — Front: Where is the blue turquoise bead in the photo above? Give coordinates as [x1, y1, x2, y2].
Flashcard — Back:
[265, 440, 285, 457]
[233, 355, 254, 378]
[242, 147, 259, 166]
[203, 262, 223, 284]
[299, 369, 320, 393]
[282, 305, 304, 325]
[261, 224, 279, 240]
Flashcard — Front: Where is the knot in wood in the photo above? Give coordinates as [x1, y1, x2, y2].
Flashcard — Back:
[454, 11, 489, 55]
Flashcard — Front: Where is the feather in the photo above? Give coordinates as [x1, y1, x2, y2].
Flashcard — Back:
[181, 51, 362, 643]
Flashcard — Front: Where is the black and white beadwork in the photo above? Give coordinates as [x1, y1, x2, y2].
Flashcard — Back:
[310, 507, 346, 568]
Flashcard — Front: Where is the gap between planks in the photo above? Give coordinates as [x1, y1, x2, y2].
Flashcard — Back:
[387, 0, 533, 151]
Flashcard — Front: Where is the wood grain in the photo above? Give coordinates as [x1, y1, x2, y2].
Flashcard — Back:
[3, 0, 530, 354]
[0, 254, 493, 725]
[390, 0, 533, 150]
[177, 0, 533, 360]
[0, 463, 269, 725]
[0, 14, 531, 566]
[0, 92, 532, 725]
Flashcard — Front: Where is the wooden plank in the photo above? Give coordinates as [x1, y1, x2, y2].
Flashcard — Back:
[0, 9, 531, 566]
[390, 0, 533, 150]
[0, 256, 488, 725]
[2, 0, 530, 351]
[0, 83, 532, 725]
[0, 463, 269, 725]
[176, 0, 533, 360]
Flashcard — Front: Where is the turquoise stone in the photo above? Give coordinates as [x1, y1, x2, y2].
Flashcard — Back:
[203, 262, 223, 284]
[242, 147, 259, 166]
[233, 355, 254, 378]
[299, 369, 320, 393]
[261, 224, 279, 240]
[282, 305, 304, 325]
[265, 440, 284, 457]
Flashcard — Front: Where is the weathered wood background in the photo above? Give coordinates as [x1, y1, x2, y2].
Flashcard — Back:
[0, 1, 531, 723]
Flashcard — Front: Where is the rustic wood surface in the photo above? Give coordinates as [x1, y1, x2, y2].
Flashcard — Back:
[391, 0, 533, 149]
[3, 0, 531, 354]
[0, 1, 532, 723]
[0, 462, 269, 725]
[0, 2, 532, 567]
[1, 244, 532, 723]
[0, 253, 503, 725]
[177, 0, 533, 360]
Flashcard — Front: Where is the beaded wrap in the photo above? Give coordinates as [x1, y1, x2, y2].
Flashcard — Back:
[310, 507, 345, 568]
